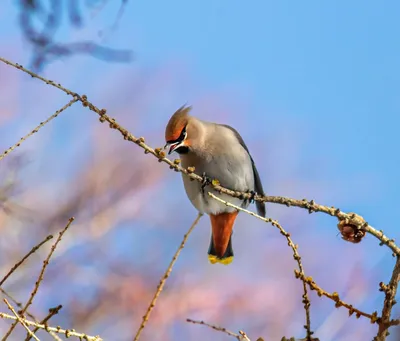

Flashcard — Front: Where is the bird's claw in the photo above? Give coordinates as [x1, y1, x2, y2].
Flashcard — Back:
[248, 190, 257, 204]
[201, 172, 212, 194]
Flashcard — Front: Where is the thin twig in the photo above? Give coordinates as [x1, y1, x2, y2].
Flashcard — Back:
[208, 192, 314, 340]
[0, 288, 62, 341]
[0, 98, 78, 161]
[0, 56, 398, 257]
[132, 213, 203, 341]
[0, 311, 101, 340]
[78, 92, 400, 258]
[186, 318, 251, 340]
[1, 55, 399, 338]
[25, 305, 62, 341]
[2, 218, 74, 341]
[295, 270, 378, 323]
[0, 289, 36, 321]
[375, 256, 400, 341]
[3, 299, 40, 341]
[0, 57, 77, 96]
[0, 235, 53, 287]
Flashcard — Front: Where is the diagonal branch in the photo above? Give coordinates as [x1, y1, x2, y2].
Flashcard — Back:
[2, 218, 74, 341]
[3, 299, 40, 341]
[0, 98, 78, 161]
[0, 311, 101, 340]
[132, 213, 203, 341]
[0, 288, 62, 341]
[0, 235, 53, 287]
[295, 271, 378, 323]
[0, 55, 398, 258]
[25, 305, 62, 341]
[375, 256, 400, 341]
[186, 318, 251, 340]
[208, 192, 314, 340]
[1, 55, 399, 340]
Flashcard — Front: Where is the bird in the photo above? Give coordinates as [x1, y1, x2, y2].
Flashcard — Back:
[164, 105, 266, 265]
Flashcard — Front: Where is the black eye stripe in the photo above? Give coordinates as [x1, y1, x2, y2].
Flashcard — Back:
[167, 126, 187, 144]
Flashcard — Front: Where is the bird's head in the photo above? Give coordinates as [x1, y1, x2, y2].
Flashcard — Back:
[164, 105, 192, 155]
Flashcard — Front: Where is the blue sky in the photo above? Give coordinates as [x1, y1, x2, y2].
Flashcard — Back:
[0, 1, 399, 340]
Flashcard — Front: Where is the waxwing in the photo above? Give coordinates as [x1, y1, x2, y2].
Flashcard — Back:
[164, 105, 266, 265]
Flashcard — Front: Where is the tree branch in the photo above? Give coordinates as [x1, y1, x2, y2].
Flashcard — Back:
[208, 192, 314, 340]
[0, 98, 78, 161]
[375, 256, 400, 341]
[0, 311, 101, 340]
[25, 304, 62, 341]
[0, 55, 399, 340]
[295, 271, 378, 323]
[0, 55, 397, 258]
[3, 299, 40, 341]
[186, 318, 252, 341]
[2, 218, 74, 340]
[0, 235, 53, 287]
[132, 213, 203, 341]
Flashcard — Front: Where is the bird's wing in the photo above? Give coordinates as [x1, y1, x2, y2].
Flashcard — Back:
[220, 124, 266, 217]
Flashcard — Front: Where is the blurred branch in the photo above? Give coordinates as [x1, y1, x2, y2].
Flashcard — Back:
[25, 304, 62, 341]
[375, 256, 400, 341]
[0, 235, 53, 287]
[186, 318, 253, 341]
[0, 56, 397, 259]
[0, 57, 390, 256]
[3, 299, 40, 341]
[208, 192, 314, 340]
[133, 213, 203, 341]
[0, 289, 62, 341]
[0, 311, 102, 341]
[0, 98, 78, 161]
[295, 271, 378, 323]
[17, 0, 133, 71]
[0, 55, 399, 340]
[2, 218, 74, 340]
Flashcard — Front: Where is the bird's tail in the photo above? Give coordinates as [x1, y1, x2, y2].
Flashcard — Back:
[208, 234, 234, 265]
[207, 211, 238, 265]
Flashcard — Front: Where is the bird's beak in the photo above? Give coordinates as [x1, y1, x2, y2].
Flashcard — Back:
[164, 142, 181, 155]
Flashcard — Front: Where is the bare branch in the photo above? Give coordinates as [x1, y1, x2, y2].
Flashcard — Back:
[0, 235, 53, 287]
[25, 305, 62, 341]
[3, 299, 40, 341]
[0, 311, 101, 340]
[0, 56, 397, 259]
[0, 98, 79, 161]
[208, 192, 314, 340]
[0, 55, 399, 340]
[132, 213, 203, 341]
[0, 289, 62, 341]
[375, 256, 400, 341]
[186, 318, 250, 340]
[295, 271, 378, 323]
[2, 218, 74, 340]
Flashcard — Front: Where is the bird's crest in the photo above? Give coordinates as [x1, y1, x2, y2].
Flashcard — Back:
[165, 105, 192, 142]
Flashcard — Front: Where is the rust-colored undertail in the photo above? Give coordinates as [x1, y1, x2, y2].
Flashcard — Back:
[208, 211, 238, 265]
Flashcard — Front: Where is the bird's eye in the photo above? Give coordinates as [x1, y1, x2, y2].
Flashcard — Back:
[180, 126, 187, 140]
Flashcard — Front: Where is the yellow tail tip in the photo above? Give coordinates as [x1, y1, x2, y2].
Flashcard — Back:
[208, 254, 234, 265]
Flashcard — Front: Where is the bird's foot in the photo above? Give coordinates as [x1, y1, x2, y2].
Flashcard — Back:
[246, 190, 257, 204]
[201, 172, 212, 194]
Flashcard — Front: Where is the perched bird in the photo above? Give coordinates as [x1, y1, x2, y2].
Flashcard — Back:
[164, 105, 266, 265]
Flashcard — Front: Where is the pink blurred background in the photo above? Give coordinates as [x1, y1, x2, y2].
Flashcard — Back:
[0, 1, 399, 340]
